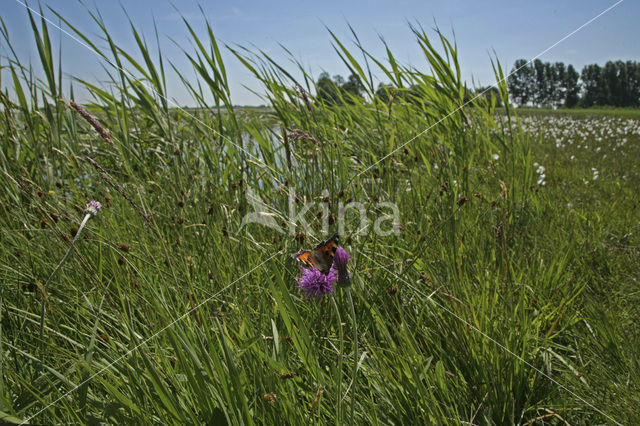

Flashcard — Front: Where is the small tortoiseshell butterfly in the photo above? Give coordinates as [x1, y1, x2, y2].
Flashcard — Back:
[292, 233, 339, 274]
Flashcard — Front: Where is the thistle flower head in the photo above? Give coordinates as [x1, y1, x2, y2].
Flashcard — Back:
[296, 266, 337, 298]
[85, 200, 102, 217]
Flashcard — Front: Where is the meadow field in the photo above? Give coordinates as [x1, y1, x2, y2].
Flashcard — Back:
[1, 8, 639, 426]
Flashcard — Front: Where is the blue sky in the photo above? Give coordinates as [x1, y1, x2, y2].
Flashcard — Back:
[1, 0, 637, 106]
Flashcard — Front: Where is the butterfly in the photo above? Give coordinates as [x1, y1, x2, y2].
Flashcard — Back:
[291, 233, 339, 274]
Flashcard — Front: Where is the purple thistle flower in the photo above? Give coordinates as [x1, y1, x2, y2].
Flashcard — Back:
[333, 246, 352, 288]
[296, 266, 337, 298]
[85, 200, 102, 217]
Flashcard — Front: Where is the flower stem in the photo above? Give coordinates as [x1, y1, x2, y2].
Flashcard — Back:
[37, 213, 91, 374]
[330, 295, 344, 424]
[345, 287, 358, 426]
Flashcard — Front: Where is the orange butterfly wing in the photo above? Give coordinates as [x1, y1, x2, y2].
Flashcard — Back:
[292, 233, 339, 274]
[292, 250, 314, 268]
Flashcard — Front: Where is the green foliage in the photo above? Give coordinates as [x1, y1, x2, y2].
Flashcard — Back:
[564, 65, 581, 108]
[316, 72, 364, 104]
[0, 7, 638, 426]
[581, 61, 640, 108]
[472, 86, 503, 108]
[509, 58, 640, 108]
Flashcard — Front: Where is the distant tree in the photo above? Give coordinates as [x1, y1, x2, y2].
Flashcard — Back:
[332, 74, 345, 88]
[550, 62, 565, 108]
[601, 60, 640, 107]
[316, 72, 340, 104]
[602, 61, 623, 106]
[341, 73, 365, 102]
[563, 64, 580, 108]
[583, 61, 640, 107]
[581, 64, 604, 107]
[475, 86, 503, 107]
[542, 62, 553, 106]
[316, 72, 365, 105]
[532, 59, 549, 106]
[333, 59, 639, 109]
[618, 61, 634, 107]
[510, 59, 584, 108]
[375, 83, 394, 103]
[627, 61, 640, 107]
[509, 58, 640, 109]
[508, 59, 535, 106]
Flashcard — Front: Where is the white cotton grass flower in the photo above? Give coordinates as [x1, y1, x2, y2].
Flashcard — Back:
[533, 163, 546, 186]
[492, 153, 500, 161]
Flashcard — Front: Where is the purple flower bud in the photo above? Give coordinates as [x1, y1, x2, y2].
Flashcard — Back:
[85, 200, 102, 217]
[333, 247, 349, 270]
[333, 246, 351, 288]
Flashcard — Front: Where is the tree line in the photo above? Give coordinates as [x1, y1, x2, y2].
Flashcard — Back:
[508, 59, 640, 108]
[316, 72, 366, 104]
[315, 59, 640, 109]
[316, 72, 503, 107]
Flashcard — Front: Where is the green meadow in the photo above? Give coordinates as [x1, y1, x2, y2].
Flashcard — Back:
[1, 8, 639, 425]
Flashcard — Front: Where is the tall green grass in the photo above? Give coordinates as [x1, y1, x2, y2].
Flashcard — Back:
[0, 5, 637, 425]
